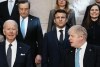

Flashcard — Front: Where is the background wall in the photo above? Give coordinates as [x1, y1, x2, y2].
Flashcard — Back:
[29, 0, 56, 34]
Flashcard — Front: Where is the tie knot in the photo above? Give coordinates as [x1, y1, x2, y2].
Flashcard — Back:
[9, 0, 13, 2]
[77, 48, 81, 52]
[59, 30, 63, 33]
[9, 44, 12, 47]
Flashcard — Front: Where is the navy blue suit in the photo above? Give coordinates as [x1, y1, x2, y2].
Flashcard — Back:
[66, 44, 100, 67]
[0, 41, 33, 67]
[42, 27, 70, 67]
[17, 15, 43, 67]
[0, 0, 19, 22]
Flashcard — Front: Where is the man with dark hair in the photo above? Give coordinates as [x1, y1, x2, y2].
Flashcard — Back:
[42, 9, 70, 67]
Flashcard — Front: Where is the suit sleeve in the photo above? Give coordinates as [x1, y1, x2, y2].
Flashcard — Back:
[42, 33, 48, 67]
[36, 18, 43, 55]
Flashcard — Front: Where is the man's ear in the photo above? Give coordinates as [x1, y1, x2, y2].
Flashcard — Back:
[3, 29, 5, 35]
[54, 19, 56, 23]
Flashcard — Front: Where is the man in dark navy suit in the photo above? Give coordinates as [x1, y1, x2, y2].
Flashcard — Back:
[42, 9, 70, 67]
[66, 25, 100, 67]
[0, 20, 33, 67]
[17, 1, 43, 67]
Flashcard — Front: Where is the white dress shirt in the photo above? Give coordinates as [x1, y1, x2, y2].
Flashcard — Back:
[8, 0, 15, 15]
[75, 42, 87, 67]
[20, 16, 28, 37]
[56, 27, 65, 40]
[5, 39, 17, 67]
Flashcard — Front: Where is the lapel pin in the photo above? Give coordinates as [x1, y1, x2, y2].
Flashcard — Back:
[19, 47, 22, 48]
[20, 53, 25, 56]
[89, 49, 92, 51]
[31, 19, 32, 20]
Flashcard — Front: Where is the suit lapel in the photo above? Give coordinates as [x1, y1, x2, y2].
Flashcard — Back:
[10, 0, 18, 16]
[63, 27, 70, 49]
[52, 28, 59, 47]
[13, 42, 22, 67]
[25, 16, 32, 38]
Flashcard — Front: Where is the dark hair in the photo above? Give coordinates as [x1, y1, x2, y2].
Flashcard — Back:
[82, 4, 100, 29]
[54, 9, 68, 18]
[18, 0, 30, 9]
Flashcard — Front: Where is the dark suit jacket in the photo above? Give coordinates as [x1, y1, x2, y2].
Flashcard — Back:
[17, 15, 43, 57]
[66, 44, 100, 67]
[47, 9, 76, 32]
[0, 0, 19, 34]
[0, 0, 19, 22]
[42, 27, 70, 67]
[0, 41, 33, 67]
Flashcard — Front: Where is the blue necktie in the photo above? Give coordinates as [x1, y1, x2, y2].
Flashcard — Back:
[75, 48, 81, 67]
[21, 19, 25, 38]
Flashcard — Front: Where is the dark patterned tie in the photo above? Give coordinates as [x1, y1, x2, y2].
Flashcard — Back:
[59, 30, 63, 43]
[7, 44, 12, 67]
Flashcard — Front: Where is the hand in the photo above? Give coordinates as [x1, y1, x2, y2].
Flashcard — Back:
[35, 55, 42, 64]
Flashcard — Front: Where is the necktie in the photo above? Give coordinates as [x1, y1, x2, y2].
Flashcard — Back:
[75, 48, 81, 67]
[21, 19, 25, 38]
[59, 30, 63, 43]
[7, 44, 12, 67]
[8, 0, 13, 15]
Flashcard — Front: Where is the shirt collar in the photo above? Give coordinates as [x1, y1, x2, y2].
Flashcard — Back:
[6, 39, 17, 47]
[56, 26, 66, 32]
[80, 42, 87, 49]
[20, 16, 28, 22]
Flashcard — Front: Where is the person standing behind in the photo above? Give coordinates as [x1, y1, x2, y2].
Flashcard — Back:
[67, 25, 100, 67]
[47, 0, 76, 32]
[0, 20, 33, 67]
[42, 9, 70, 67]
[0, 0, 19, 34]
[83, 0, 100, 23]
[69, 0, 94, 24]
[82, 4, 100, 46]
[17, 1, 43, 67]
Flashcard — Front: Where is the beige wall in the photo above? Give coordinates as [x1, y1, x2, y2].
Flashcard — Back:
[29, 0, 56, 34]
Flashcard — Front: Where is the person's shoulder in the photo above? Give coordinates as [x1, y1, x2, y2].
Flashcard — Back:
[50, 9, 56, 13]
[29, 15, 39, 20]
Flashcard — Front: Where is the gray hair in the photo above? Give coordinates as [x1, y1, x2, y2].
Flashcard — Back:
[3, 20, 18, 29]
[68, 25, 87, 39]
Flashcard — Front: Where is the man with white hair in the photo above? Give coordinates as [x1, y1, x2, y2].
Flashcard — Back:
[66, 25, 100, 67]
